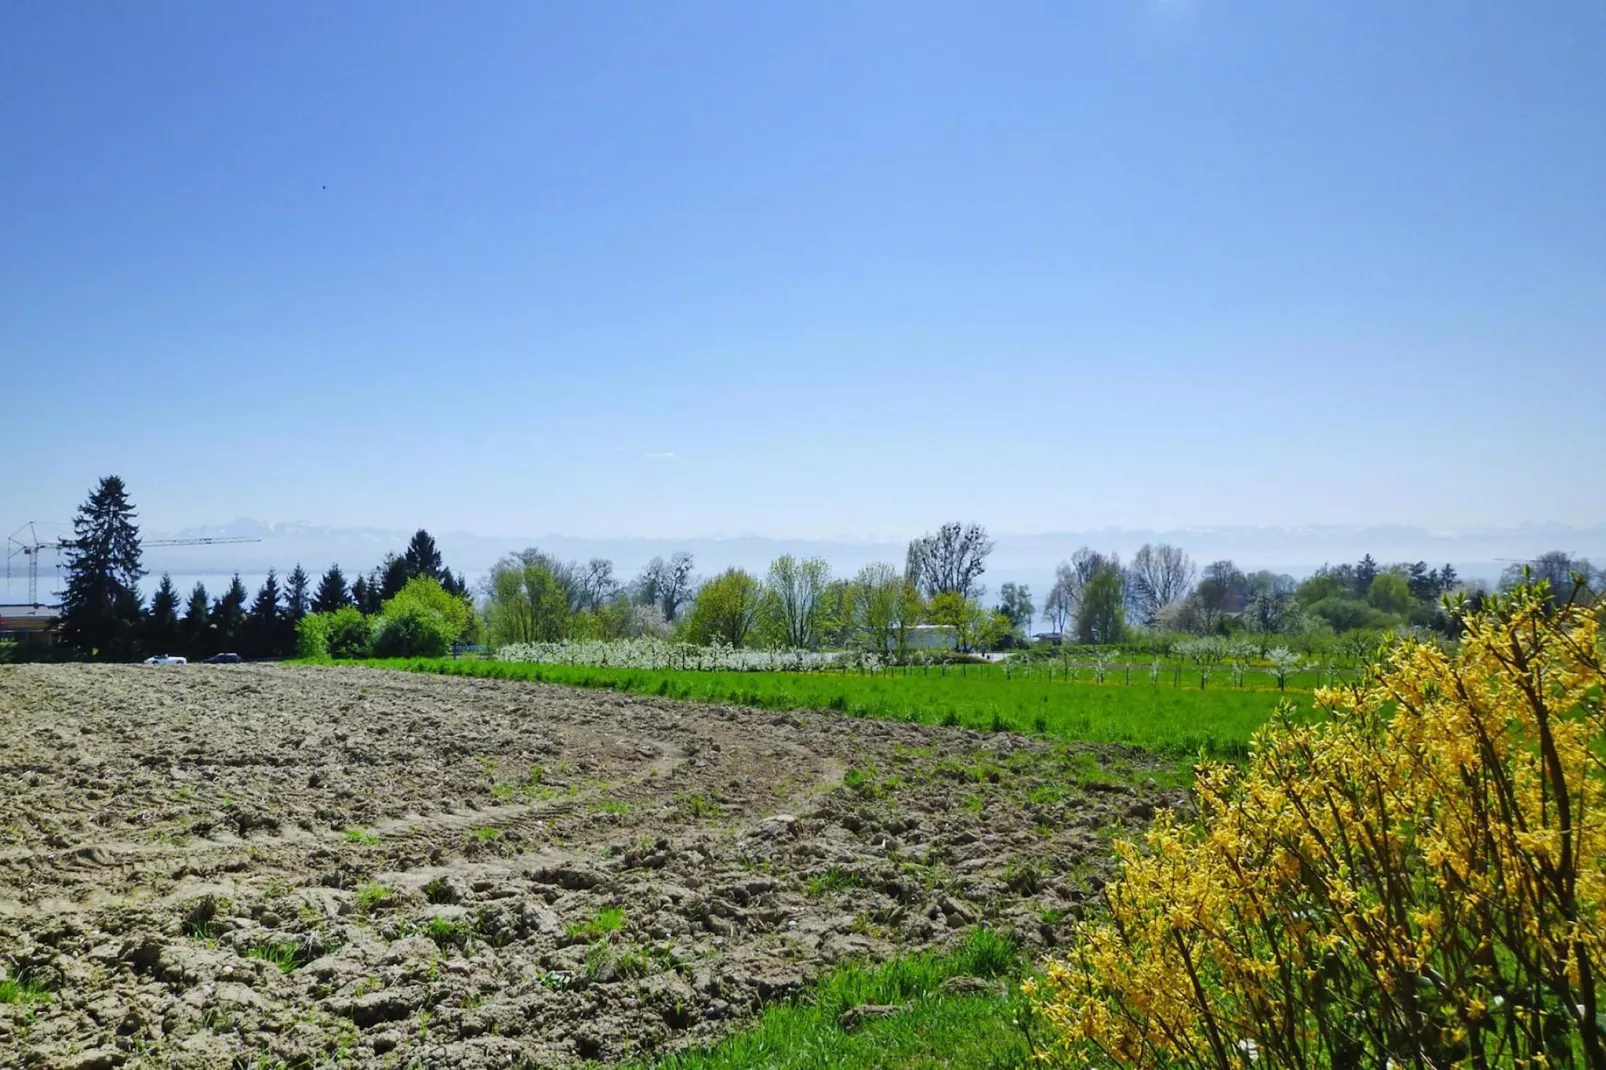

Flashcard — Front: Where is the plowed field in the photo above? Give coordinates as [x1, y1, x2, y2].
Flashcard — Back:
[0, 664, 1180, 1068]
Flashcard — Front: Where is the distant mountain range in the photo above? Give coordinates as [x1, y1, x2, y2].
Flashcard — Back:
[137, 520, 1606, 588]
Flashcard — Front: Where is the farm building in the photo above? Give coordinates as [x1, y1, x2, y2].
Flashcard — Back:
[0, 604, 60, 644]
[898, 624, 958, 651]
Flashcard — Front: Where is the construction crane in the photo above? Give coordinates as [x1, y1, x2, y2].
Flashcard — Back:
[5, 522, 262, 608]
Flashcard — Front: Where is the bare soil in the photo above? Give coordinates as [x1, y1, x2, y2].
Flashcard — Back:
[0, 664, 1182, 1069]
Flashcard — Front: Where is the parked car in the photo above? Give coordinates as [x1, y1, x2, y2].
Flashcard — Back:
[203, 652, 241, 664]
[142, 654, 187, 665]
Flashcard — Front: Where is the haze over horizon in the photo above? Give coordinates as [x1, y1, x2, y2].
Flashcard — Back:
[4, 3, 1603, 539]
[10, 513, 1605, 611]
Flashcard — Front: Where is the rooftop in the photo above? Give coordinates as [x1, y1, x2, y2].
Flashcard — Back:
[0, 604, 61, 619]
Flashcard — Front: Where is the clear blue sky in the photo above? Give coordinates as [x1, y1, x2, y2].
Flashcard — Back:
[4, 1, 1602, 540]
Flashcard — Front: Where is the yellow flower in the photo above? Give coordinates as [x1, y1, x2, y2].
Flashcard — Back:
[1028, 591, 1605, 1068]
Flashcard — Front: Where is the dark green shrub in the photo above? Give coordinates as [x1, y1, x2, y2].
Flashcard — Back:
[371, 603, 453, 658]
[295, 613, 332, 659]
[326, 606, 373, 659]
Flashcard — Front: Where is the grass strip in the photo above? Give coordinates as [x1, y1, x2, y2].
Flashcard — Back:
[641, 928, 1034, 1070]
[323, 657, 1308, 759]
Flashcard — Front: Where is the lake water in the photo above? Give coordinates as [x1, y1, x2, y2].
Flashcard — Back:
[7, 569, 292, 607]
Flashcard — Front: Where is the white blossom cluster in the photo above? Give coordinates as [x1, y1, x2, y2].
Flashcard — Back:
[495, 637, 887, 673]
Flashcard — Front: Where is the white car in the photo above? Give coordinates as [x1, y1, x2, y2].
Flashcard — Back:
[143, 654, 188, 665]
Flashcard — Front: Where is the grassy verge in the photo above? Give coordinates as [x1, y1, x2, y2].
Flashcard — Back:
[640, 928, 1034, 1070]
[324, 657, 1309, 759]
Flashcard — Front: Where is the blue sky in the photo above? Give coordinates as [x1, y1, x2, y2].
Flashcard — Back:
[3, 1, 1602, 540]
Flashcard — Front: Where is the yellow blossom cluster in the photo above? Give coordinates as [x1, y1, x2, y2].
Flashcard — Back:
[1029, 586, 1606, 1068]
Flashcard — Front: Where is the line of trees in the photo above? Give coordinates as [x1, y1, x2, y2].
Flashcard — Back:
[1039, 544, 1601, 646]
[146, 526, 478, 661]
[50, 476, 477, 661]
[44, 476, 1603, 662]
[476, 522, 1016, 656]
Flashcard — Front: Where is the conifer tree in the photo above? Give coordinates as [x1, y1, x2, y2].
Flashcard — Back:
[249, 570, 282, 657]
[1354, 553, 1379, 596]
[182, 582, 211, 657]
[404, 529, 444, 582]
[59, 475, 145, 660]
[441, 568, 469, 599]
[351, 574, 375, 614]
[313, 565, 351, 612]
[212, 574, 250, 651]
[378, 554, 410, 601]
[284, 564, 311, 623]
[145, 573, 182, 655]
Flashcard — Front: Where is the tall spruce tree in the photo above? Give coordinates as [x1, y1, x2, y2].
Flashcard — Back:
[59, 476, 145, 660]
[182, 582, 211, 658]
[404, 530, 444, 582]
[284, 565, 311, 623]
[249, 570, 282, 657]
[1354, 554, 1379, 596]
[212, 574, 250, 652]
[350, 574, 375, 614]
[313, 565, 350, 612]
[442, 568, 468, 599]
[377, 554, 410, 601]
[145, 573, 182, 656]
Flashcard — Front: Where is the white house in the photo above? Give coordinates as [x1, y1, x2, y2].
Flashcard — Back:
[898, 624, 958, 651]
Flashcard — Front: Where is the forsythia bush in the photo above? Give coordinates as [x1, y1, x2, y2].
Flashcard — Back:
[1030, 585, 1606, 1068]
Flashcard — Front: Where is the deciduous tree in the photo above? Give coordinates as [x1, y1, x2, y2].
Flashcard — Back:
[765, 554, 830, 649]
[927, 591, 986, 651]
[636, 553, 697, 622]
[1500, 551, 1600, 607]
[906, 523, 994, 600]
[484, 553, 570, 643]
[853, 562, 904, 654]
[998, 582, 1034, 631]
[1047, 549, 1120, 637]
[372, 576, 473, 655]
[686, 568, 764, 647]
[978, 611, 1016, 652]
[820, 580, 858, 649]
[1187, 559, 1246, 632]
[1127, 544, 1196, 627]
[1042, 577, 1072, 636]
[1243, 590, 1297, 634]
[1367, 572, 1414, 615]
[1076, 567, 1127, 645]
[579, 558, 618, 612]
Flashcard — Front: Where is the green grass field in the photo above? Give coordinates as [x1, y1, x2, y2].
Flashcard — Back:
[333, 657, 1316, 759]
[637, 928, 1034, 1070]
